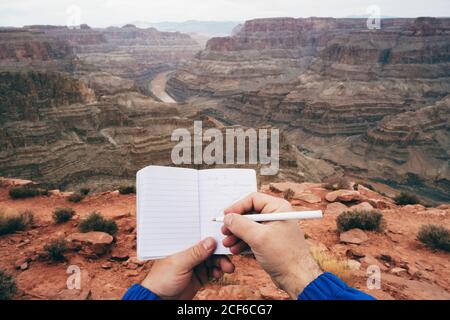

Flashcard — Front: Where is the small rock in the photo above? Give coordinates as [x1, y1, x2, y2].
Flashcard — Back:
[390, 267, 407, 276]
[125, 270, 139, 277]
[339, 228, 369, 245]
[66, 232, 114, 257]
[325, 190, 362, 203]
[101, 262, 113, 269]
[110, 248, 129, 261]
[14, 257, 31, 269]
[325, 202, 348, 215]
[360, 254, 388, 271]
[346, 248, 365, 260]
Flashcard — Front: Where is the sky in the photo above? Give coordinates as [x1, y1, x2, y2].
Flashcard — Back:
[0, 0, 449, 28]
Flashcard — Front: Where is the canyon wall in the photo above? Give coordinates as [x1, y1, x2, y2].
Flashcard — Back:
[167, 17, 450, 202]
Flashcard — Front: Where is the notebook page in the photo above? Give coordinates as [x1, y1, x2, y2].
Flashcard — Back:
[198, 169, 257, 254]
[137, 166, 201, 260]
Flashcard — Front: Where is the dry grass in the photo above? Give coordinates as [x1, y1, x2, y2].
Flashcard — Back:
[310, 246, 352, 284]
[213, 273, 241, 286]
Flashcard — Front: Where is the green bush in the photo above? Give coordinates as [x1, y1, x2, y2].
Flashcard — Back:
[118, 185, 136, 195]
[79, 188, 90, 196]
[67, 193, 84, 203]
[44, 238, 67, 262]
[0, 210, 34, 236]
[79, 212, 117, 235]
[417, 224, 450, 252]
[394, 192, 420, 205]
[0, 270, 17, 300]
[52, 207, 75, 224]
[9, 186, 39, 199]
[337, 210, 383, 232]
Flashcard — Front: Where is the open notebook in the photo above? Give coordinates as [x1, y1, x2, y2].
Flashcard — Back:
[136, 166, 257, 260]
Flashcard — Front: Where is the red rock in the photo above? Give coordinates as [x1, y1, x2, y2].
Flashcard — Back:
[101, 262, 113, 269]
[390, 267, 408, 276]
[325, 202, 348, 215]
[357, 184, 381, 199]
[325, 190, 362, 202]
[350, 202, 374, 211]
[293, 192, 321, 204]
[125, 270, 139, 277]
[346, 248, 365, 260]
[339, 228, 368, 245]
[66, 232, 113, 256]
[110, 248, 129, 261]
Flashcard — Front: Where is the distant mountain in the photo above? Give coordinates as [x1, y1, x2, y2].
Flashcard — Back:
[129, 20, 241, 37]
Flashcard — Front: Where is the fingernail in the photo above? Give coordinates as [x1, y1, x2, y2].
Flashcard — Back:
[202, 237, 215, 251]
[224, 214, 233, 226]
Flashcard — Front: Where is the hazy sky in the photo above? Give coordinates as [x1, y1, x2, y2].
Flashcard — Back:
[1, 0, 449, 27]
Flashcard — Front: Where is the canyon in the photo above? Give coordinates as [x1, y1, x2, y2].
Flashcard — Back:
[167, 17, 450, 202]
[0, 17, 449, 202]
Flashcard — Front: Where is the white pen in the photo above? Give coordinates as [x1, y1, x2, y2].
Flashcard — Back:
[212, 210, 323, 222]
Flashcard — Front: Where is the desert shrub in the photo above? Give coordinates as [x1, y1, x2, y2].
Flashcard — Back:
[67, 193, 84, 203]
[44, 238, 67, 262]
[283, 188, 295, 201]
[324, 177, 351, 191]
[417, 224, 450, 252]
[118, 185, 135, 195]
[52, 207, 75, 224]
[337, 210, 383, 232]
[9, 186, 39, 199]
[0, 210, 34, 236]
[79, 188, 90, 196]
[0, 270, 17, 300]
[394, 192, 420, 205]
[310, 247, 351, 284]
[79, 212, 117, 235]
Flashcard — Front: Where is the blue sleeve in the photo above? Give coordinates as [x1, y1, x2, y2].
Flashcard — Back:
[298, 272, 376, 300]
[122, 284, 161, 300]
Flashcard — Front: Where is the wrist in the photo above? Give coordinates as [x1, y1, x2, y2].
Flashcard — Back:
[284, 260, 323, 299]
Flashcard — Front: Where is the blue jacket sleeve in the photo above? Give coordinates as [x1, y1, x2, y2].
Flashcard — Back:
[298, 272, 376, 300]
[122, 284, 161, 300]
[122, 273, 375, 300]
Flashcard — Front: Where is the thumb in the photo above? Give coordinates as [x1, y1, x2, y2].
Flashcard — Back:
[174, 237, 217, 270]
[224, 213, 264, 247]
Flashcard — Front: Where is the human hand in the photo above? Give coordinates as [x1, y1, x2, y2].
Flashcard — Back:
[222, 192, 322, 299]
[141, 237, 235, 300]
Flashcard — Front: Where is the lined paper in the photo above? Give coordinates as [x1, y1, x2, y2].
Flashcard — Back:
[199, 169, 257, 254]
[137, 166, 200, 259]
[136, 166, 257, 259]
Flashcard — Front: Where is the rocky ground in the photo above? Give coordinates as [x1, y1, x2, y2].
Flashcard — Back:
[0, 178, 448, 300]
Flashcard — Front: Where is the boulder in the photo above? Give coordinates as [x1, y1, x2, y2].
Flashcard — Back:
[110, 247, 129, 261]
[350, 202, 374, 211]
[339, 228, 368, 245]
[66, 232, 114, 256]
[293, 192, 321, 204]
[325, 190, 362, 202]
[325, 202, 348, 215]
[357, 184, 381, 199]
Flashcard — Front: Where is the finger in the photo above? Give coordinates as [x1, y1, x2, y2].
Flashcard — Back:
[223, 213, 265, 247]
[224, 192, 283, 215]
[212, 256, 235, 273]
[221, 225, 232, 236]
[230, 241, 250, 255]
[212, 267, 223, 279]
[174, 237, 217, 270]
[222, 235, 239, 247]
